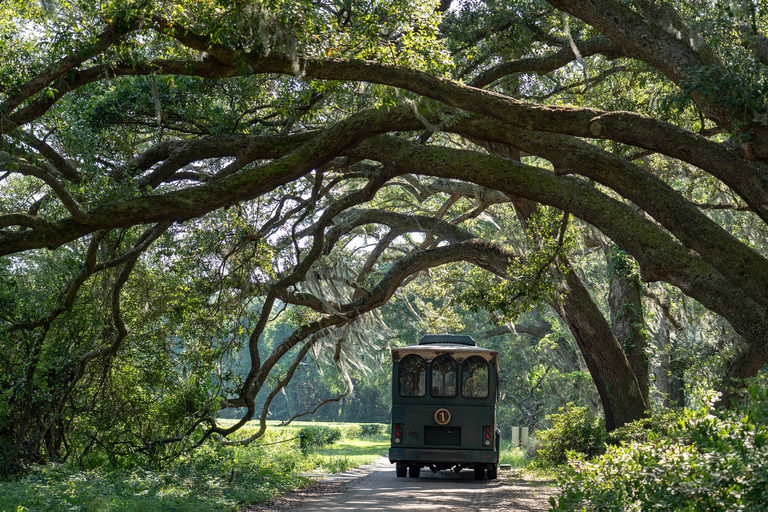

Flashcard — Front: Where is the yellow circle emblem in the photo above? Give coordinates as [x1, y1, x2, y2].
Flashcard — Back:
[434, 408, 451, 425]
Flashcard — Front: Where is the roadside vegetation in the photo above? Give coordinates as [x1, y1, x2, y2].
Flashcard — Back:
[0, 422, 388, 512]
[535, 382, 768, 511]
[1, 418, 556, 512]
[499, 441, 529, 470]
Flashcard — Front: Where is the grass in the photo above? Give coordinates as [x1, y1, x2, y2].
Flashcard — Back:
[307, 436, 390, 474]
[1, 424, 549, 511]
[0, 421, 389, 512]
[499, 439, 558, 485]
[499, 439, 529, 468]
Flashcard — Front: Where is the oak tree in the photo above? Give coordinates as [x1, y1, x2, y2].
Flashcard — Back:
[2, 0, 768, 469]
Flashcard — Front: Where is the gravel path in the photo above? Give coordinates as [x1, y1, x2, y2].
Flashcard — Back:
[248, 457, 557, 512]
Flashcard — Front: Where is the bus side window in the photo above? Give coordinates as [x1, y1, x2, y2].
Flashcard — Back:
[430, 355, 457, 397]
[461, 356, 489, 399]
[399, 354, 427, 397]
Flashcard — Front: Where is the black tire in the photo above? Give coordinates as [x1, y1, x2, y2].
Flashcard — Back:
[396, 462, 407, 477]
[409, 465, 421, 478]
[474, 467, 486, 480]
[487, 464, 498, 480]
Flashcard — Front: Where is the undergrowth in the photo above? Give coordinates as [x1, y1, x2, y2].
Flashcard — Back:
[551, 385, 768, 511]
[0, 421, 388, 512]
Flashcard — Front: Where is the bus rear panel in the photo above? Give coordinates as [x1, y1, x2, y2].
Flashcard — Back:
[388, 334, 501, 480]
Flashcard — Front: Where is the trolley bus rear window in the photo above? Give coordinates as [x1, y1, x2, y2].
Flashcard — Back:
[430, 354, 457, 398]
[461, 356, 489, 399]
[399, 354, 426, 397]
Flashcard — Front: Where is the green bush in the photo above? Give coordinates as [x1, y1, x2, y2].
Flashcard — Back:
[298, 426, 342, 454]
[551, 386, 768, 511]
[359, 423, 388, 436]
[335, 423, 362, 439]
[605, 407, 684, 446]
[532, 404, 606, 468]
[0, 420, 389, 511]
[296, 422, 388, 439]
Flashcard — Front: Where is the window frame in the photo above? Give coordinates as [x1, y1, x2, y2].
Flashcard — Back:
[461, 355, 490, 399]
[430, 354, 458, 398]
[398, 354, 427, 397]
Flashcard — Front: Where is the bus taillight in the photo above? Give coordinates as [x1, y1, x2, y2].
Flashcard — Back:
[483, 425, 492, 446]
[393, 423, 403, 444]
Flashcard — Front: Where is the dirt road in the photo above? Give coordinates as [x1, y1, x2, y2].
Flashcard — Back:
[251, 457, 557, 512]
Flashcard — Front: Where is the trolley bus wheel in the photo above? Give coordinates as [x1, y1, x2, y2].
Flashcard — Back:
[395, 462, 407, 478]
[474, 467, 486, 480]
[408, 465, 421, 478]
[487, 464, 498, 480]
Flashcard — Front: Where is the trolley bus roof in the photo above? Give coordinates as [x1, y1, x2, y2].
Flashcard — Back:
[418, 334, 476, 346]
[391, 344, 499, 371]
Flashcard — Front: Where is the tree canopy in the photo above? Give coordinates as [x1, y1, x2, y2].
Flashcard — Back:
[2, 0, 768, 471]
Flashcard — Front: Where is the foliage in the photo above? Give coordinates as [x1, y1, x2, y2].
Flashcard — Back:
[4, 0, 768, 476]
[604, 408, 686, 446]
[457, 208, 573, 322]
[531, 405, 606, 468]
[606, 247, 641, 286]
[359, 423, 389, 436]
[298, 425, 343, 454]
[293, 422, 388, 454]
[0, 421, 388, 512]
[551, 385, 768, 511]
[499, 441, 530, 469]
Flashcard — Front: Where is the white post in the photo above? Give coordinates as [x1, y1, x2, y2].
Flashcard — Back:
[521, 427, 529, 448]
[511, 426, 520, 447]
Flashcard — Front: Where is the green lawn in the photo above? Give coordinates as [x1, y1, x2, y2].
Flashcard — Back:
[307, 436, 390, 473]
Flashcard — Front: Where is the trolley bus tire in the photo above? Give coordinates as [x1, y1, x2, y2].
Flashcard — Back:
[408, 465, 421, 478]
[474, 467, 486, 480]
[487, 465, 498, 479]
[395, 462, 407, 478]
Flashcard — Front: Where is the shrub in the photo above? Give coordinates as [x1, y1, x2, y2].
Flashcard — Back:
[359, 423, 388, 436]
[297, 426, 342, 454]
[605, 407, 685, 446]
[551, 386, 768, 511]
[336, 423, 362, 439]
[533, 404, 606, 468]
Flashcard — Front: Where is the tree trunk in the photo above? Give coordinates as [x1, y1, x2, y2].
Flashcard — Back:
[654, 315, 686, 408]
[474, 140, 649, 431]
[669, 360, 686, 407]
[607, 247, 650, 406]
[554, 260, 649, 431]
[715, 341, 766, 409]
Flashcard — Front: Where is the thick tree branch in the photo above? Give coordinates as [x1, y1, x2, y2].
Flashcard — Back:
[471, 35, 624, 88]
[546, 0, 768, 158]
[348, 135, 768, 356]
[447, 116, 768, 314]
[7, 32, 767, 176]
[0, 154, 92, 225]
[11, 131, 82, 183]
[0, 108, 415, 255]
[0, 13, 142, 116]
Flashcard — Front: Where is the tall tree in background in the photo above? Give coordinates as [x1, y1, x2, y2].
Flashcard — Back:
[2, 0, 768, 470]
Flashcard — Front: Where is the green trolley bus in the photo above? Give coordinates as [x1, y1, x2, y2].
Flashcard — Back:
[388, 334, 502, 480]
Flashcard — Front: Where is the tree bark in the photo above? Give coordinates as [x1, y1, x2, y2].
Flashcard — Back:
[715, 342, 766, 409]
[350, 135, 768, 361]
[606, 247, 650, 407]
[553, 261, 648, 430]
[654, 315, 686, 408]
[471, 139, 648, 430]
